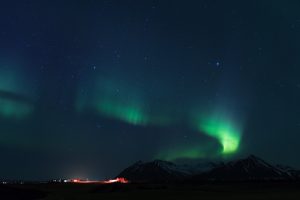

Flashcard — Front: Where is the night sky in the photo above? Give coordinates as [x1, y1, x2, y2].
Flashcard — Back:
[0, 0, 300, 180]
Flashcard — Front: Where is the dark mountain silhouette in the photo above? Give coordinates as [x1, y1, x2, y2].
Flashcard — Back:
[196, 155, 292, 180]
[117, 155, 299, 182]
[117, 160, 190, 182]
[276, 164, 300, 179]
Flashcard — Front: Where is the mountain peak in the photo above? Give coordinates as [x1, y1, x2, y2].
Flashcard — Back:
[243, 155, 266, 164]
[152, 159, 175, 166]
[246, 154, 263, 161]
[117, 159, 188, 182]
[198, 155, 293, 180]
[248, 154, 259, 159]
[117, 155, 299, 182]
[227, 154, 275, 171]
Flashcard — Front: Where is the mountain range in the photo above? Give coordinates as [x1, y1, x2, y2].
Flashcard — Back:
[117, 155, 300, 182]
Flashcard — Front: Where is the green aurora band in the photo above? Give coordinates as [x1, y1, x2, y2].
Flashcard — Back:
[0, 98, 33, 119]
[76, 74, 242, 158]
[96, 99, 149, 126]
[76, 77, 172, 126]
[0, 66, 34, 119]
[158, 111, 243, 160]
[78, 97, 172, 126]
[197, 114, 242, 155]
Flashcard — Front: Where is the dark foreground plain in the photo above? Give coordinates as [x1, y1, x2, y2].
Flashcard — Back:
[1, 181, 300, 200]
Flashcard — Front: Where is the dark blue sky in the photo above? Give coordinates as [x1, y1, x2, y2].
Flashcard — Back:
[0, 0, 299, 180]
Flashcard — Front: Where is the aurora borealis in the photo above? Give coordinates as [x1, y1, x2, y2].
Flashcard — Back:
[0, 66, 35, 119]
[198, 114, 242, 154]
[0, 0, 300, 180]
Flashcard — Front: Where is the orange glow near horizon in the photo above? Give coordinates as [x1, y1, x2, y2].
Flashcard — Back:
[69, 177, 129, 184]
[103, 177, 129, 184]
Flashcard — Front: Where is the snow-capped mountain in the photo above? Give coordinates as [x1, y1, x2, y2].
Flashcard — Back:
[276, 164, 300, 179]
[196, 155, 293, 180]
[117, 155, 299, 182]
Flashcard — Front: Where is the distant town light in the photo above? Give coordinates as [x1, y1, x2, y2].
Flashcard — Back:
[103, 177, 129, 184]
[68, 177, 129, 184]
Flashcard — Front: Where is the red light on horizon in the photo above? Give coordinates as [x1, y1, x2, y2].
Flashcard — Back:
[69, 177, 129, 184]
[103, 177, 129, 184]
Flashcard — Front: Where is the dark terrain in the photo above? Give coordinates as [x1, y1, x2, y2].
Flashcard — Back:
[1, 181, 300, 200]
[2, 155, 300, 200]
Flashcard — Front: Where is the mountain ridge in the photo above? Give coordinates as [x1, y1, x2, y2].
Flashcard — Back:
[117, 155, 300, 182]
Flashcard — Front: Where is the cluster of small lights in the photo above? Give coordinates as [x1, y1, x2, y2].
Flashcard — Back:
[68, 177, 129, 184]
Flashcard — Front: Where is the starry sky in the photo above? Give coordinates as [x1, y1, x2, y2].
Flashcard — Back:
[0, 0, 300, 180]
